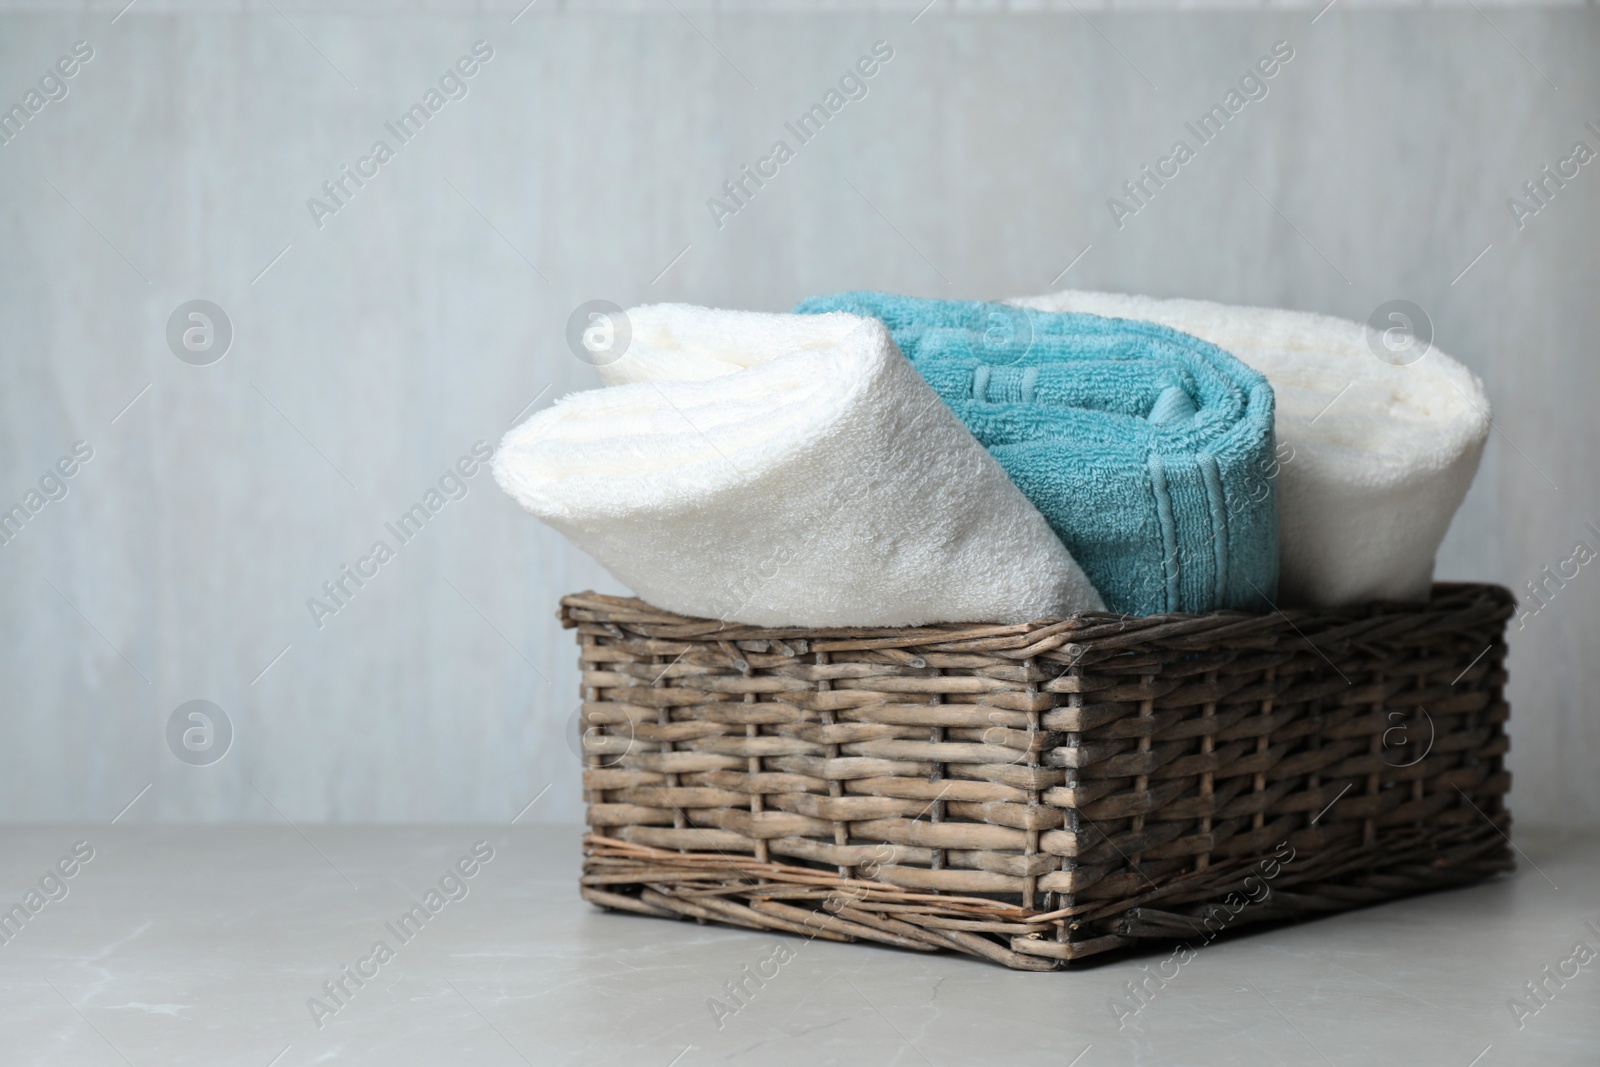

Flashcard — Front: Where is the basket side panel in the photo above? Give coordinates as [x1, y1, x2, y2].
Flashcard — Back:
[1049, 586, 1516, 952]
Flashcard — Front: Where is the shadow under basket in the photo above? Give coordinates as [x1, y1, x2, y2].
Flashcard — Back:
[563, 583, 1515, 970]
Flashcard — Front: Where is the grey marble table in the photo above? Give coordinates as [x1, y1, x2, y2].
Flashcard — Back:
[2, 824, 1596, 1066]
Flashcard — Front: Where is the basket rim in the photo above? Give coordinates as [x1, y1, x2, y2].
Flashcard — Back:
[559, 582, 1514, 654]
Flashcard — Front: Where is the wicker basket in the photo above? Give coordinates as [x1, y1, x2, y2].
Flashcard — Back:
[564, 583, 1514, 969]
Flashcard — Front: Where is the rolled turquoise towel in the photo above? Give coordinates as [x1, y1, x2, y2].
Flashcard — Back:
[794, 291, 1279, 616]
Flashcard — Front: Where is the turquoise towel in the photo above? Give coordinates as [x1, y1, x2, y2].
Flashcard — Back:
[794, 292, 1279, 616]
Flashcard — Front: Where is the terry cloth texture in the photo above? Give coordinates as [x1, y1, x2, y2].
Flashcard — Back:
[494, 305, 1105, 627]
[1010, 289, 1491, 607]
[795, 291, 1279, 616]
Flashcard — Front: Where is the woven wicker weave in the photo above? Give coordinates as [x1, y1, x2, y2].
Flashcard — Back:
[564, 583, 1514, 969]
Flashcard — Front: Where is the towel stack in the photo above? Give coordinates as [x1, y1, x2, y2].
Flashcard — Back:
[494, 289, 1491, 626]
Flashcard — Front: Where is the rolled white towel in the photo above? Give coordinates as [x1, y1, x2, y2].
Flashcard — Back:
[494, 306, 1104, 626]
[1011, 289, 1490, 607]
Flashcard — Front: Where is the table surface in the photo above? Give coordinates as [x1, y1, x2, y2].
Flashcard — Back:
[2, 824, 1596, 1066]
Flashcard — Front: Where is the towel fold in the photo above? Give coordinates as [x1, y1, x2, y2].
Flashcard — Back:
[1010, 289, 1491, 606]
[494, 305, 1105, 627]
[794, 292, 1279, 616]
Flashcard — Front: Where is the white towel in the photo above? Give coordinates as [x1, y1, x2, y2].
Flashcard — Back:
[1011, 289, 1490, 607]
[494, 306, 1104, 626]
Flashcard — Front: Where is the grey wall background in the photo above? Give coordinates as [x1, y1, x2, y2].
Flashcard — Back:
[0, 1, 1595, 827]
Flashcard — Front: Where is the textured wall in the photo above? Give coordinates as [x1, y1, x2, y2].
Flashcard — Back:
[0, 2, 1595, 825]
